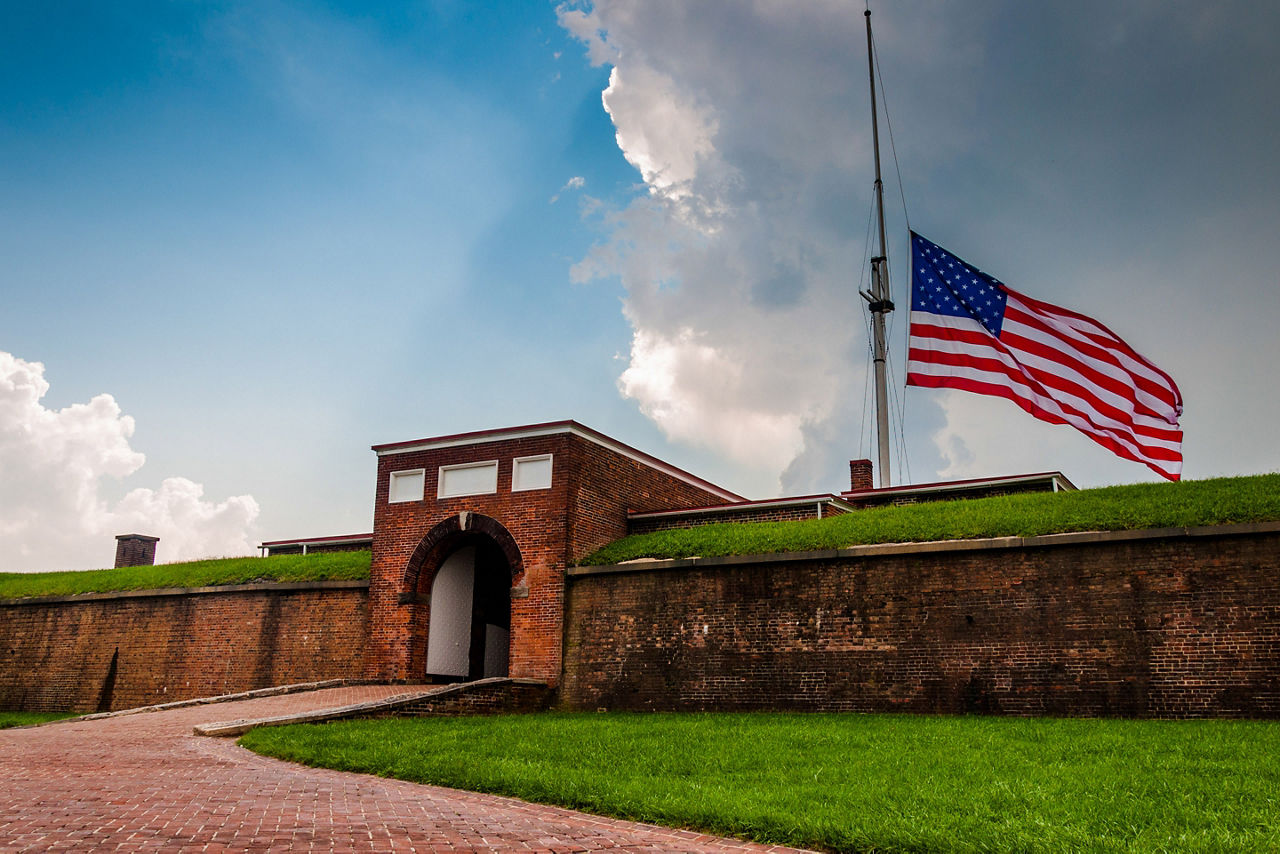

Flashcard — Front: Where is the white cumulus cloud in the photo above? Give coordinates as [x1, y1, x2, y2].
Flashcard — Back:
[560, 0, 873, 494]
[601, 65, 719, 200]
[0, 351, 259, 572]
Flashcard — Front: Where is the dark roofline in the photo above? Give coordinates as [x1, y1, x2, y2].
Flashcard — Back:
[371, 419, 744, 503]
[629, 494, 855, 520]
[842, 471, 1076, 499]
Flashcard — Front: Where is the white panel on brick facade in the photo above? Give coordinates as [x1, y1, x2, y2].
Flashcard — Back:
[388, 469, 425, 503]
[426, 546, 475, 677]
[438, 460, 499, 498]
[512, 454, 552, 491]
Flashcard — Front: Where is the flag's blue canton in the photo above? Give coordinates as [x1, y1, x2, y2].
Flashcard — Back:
[911, 231, 1008, 337]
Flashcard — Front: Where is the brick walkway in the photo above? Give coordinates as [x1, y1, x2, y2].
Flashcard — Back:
[0, 686, 813, 853]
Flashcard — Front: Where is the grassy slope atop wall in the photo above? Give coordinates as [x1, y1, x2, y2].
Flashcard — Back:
[0, 551, 371, 600]
[581, 474, 1280, 565]
[6, 475, 1276, 594]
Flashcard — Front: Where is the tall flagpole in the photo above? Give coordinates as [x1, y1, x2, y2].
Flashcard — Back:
[863, 8, 894, 487]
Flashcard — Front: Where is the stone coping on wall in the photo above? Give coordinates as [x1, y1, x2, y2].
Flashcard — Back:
[569, 520, 1280, 577]
[0, 578, 370, 607]
[193, 677, 553, 737]
[75, 679, 380, 721]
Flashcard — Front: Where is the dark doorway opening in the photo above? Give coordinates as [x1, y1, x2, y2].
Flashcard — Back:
[425, 536, 511, 682]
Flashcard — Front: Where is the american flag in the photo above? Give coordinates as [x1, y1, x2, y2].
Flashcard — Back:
[905, 231, 1184, 481]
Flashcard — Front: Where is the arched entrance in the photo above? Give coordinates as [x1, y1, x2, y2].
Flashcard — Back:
[402, 513, 523, 683]
[424, 537, 511, 681]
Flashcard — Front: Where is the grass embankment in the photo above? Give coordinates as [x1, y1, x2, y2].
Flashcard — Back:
[583, 473, 1280, 565]
[241, 712, 1280, 853]
[0, 711, 78, 729]
[0, 551, 371, 600]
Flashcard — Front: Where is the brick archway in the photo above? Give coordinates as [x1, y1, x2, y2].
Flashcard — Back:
[400, 513, 523, 681]
[401, 512, 524, 597]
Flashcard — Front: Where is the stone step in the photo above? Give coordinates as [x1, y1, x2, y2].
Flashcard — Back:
[194, 676, 552, 736]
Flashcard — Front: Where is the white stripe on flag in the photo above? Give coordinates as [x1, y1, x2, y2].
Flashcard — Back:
[1004, 293, 1181, 423]
[907, 309, 1182, 480]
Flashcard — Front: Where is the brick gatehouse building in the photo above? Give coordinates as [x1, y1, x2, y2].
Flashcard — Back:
[275, 420, 1071, 690]
[360, 421, 741, 687]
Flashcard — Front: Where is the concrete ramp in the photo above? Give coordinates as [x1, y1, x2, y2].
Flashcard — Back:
[194, 677, 552, 737]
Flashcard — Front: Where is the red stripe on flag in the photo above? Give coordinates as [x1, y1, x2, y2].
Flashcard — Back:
[1010, 288, 1183, 413]
[907, 343, 1182, 459]
[1003, 300, 1180, 422]
[904, 371, 1182, 479]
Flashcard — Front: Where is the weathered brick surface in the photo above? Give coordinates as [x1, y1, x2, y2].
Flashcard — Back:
[564, 438, 735, 560]
[114, 533, 159, 568]
[0, 583, 368, 713]
[849, 459, 874, 492]
[562, 528, 1280, 718]
[366, 426, 733, 687]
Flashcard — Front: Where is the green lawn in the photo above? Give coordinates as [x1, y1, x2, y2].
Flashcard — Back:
[240, 712, 1280, 853]
[0, 550, 370, 600]
[582, 473, 1280, 565]
[0, 711, 78, 729]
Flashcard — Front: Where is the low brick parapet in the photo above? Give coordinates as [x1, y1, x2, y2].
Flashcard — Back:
[194, 677, 553, 736]
[0, 578, 369, 607]
[572, 521, 1280, 576]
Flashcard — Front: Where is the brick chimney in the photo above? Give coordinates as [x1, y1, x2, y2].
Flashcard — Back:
[114, 534, 159, 568]
[849, 459, 874, 492]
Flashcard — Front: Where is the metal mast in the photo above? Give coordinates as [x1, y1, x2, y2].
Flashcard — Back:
[862, 8, 894, 487]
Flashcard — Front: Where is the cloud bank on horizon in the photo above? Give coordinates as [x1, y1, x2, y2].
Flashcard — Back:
[0, 352, 258, 572]
[558, 0, 1280, 493]
[559, 0, 875, 490]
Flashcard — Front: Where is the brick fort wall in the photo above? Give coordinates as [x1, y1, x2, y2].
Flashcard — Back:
[561, 523, 1280, 718]
[0, 581, 368, 713]
[6, 516, 1276, 718]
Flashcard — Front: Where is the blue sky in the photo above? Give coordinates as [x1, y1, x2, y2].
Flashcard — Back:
[3, 1, 1278, 570]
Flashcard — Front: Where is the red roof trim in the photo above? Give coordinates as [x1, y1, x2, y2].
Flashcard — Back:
[370, 419, 577, 453]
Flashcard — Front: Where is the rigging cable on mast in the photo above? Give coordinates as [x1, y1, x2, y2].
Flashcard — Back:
[856, 193, 878, 459]
[873, 36, 912, 234]
[860, 314, 875, 460]
[864, 11, 914, 483]
[886, 346, 913, 484]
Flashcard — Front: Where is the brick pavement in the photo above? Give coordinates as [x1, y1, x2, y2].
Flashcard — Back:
[0, 685, 813, 853]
